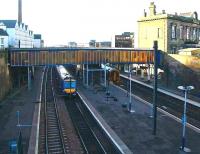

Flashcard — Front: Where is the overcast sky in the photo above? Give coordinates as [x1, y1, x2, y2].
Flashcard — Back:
[0, 0, 199, 46]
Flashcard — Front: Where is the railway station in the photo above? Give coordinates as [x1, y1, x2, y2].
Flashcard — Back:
[1, 0, 200, 154]
[0, 63, 200, 153]
[1, 37, 200, 154]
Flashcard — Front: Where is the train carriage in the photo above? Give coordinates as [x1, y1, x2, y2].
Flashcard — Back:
[56, 65, 76, 95]
[101, 64, 120, 83]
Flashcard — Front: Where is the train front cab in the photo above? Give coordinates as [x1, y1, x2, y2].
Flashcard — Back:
[62, 79, 77, 96]
[109, 69, 120, 83]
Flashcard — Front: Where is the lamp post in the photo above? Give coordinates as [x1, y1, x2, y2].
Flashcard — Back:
[28, 66, 31, 90]
[24, 60, 31, 90]
[128, 69, 135, 113]
[104, 63, 110, 90]
[177, 85, 194, 152]
[106, 68, 110, 95]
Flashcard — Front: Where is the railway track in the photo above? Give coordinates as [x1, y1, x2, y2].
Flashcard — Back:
[118, 74, 200, 129]
[39, 66, 120, 153]
[39, 67, 66, 154]
[65, 96, 120, 154]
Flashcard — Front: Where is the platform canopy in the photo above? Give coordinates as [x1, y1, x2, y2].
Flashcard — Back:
[9, 47, 154, 66]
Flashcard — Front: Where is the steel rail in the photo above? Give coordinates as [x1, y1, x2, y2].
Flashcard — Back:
[119, 74, 200, 129]
[44, 67, 66, 154]
[66, 98, 106, 154]
[76, 102, 107, 153]
[44, 67, 48, 153]
[120, 74, 200, 108]
[50, 68, 67, 154]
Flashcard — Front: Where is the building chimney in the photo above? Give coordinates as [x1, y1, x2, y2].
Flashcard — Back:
[149, 2, 156, 16]
[18, 0, 22, 23]
[162, 10, 166, 14]
[144, 9, 147, 17]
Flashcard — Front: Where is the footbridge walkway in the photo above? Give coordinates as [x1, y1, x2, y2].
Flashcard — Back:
[9, 47, 156, 66]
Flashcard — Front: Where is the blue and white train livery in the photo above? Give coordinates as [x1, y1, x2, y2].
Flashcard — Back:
[56, 65, 76, 95]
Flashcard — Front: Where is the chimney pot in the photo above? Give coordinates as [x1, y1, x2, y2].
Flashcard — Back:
[144, 9, 147, 17]
[162, 10, 166, 14]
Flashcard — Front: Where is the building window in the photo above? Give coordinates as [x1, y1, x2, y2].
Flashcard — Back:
[199, 28, 200, 40]
[186, 27, 190, 40]
[0, 38, 4, 44]
[0, 45, 4, 49]
[157, 28, 160, 38]
[180, 26, 184, 39]
[171, 24, 177, 39]
[190, 27, 193, 40]
[170, 46, 177, 54]
[193, 28, 197, 40]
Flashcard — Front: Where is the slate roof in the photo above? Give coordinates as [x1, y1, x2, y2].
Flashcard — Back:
[0, 29, 8, 36]
[0, 20, 17, 28]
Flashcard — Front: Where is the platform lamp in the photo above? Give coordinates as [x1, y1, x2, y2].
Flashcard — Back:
[106, 68, 111, 96]
[104, 63, 110, 90]
[177, 85, 194, 153]
[128, 68, 135, 113]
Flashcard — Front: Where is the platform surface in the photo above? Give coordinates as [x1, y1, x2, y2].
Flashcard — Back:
[0, 68, 43, 154]
[78, 82, 200, 154]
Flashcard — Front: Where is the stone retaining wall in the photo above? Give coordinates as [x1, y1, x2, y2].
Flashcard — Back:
[162, 53, 200, 96]
[0, 52, 12, 101]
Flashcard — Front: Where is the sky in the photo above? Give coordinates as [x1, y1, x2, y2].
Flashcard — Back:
[0, 0, 200, 46]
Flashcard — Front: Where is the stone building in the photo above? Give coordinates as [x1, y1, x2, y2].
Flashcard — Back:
[89, 40, 111, 48]
[0, 23, 8, 49]
[138, 2, 200, 53]
[114, 32, 134, 48]
[0, 20, 34, 48]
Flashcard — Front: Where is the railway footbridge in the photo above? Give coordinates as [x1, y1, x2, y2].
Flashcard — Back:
[8, 47, 161, 89]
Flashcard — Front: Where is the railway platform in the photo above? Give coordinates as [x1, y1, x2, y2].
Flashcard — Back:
[77, 82, 200, 153]
[0, 67, 44, 154]
[121, 72, 200, 103]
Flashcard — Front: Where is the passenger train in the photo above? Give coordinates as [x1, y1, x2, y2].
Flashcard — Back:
[56, 65, 76, 95]
[101, 64, 120, 83]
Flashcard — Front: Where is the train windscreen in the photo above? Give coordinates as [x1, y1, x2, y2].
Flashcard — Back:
[64, 81, 76, 88]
